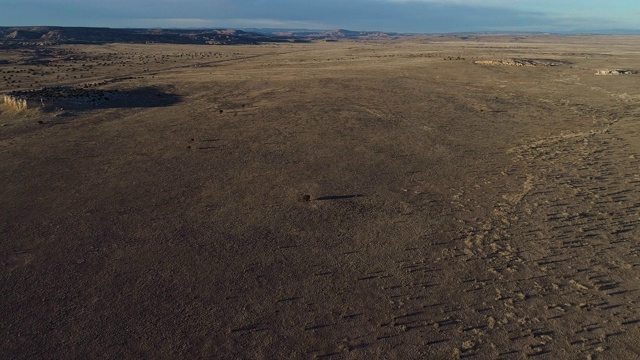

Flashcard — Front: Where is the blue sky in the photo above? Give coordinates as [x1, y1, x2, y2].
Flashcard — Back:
[0, 0, 638, 33]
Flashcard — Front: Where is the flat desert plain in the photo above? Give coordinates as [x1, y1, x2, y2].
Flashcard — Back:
[2, 35, 640, 359]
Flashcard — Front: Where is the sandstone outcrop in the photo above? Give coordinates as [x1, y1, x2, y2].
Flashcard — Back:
[595, 69, 636, 75]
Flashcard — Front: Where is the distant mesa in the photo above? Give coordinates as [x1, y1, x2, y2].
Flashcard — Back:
[269, 29, 396, 41]
[474, 58, 569, 67]
[595, 69, 637, 75]
[5, 30, 44, 41]
[0, 26, 297, 46]
[0, 26, 400, 47]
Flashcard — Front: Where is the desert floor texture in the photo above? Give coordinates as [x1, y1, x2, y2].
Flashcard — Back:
[2, 35, 640, 359]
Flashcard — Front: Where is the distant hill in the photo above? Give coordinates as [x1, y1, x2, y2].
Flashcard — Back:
[0, 26, 297, 46]
[245, 28, 400, 40]
[0, 26, 403, 47]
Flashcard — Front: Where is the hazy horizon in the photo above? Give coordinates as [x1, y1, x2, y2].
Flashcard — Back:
[3, 25, 640, 36]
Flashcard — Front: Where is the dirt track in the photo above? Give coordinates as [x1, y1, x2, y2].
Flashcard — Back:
[2, 36, 640, 358]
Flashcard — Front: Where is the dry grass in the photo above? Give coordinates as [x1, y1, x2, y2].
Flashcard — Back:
[2, 35, 640, 359]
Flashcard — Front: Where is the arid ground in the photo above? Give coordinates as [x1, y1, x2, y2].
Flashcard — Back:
[2, 35, 640, 359]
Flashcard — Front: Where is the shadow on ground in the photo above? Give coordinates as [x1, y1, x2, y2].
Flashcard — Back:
[35, 86, 183, 112]
[99, 86, 182, 109]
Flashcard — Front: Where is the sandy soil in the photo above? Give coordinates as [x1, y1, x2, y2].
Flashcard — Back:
[2, 35, 640, 359]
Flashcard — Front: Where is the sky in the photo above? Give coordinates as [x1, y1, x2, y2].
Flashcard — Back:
[0, 0, 638, 33]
